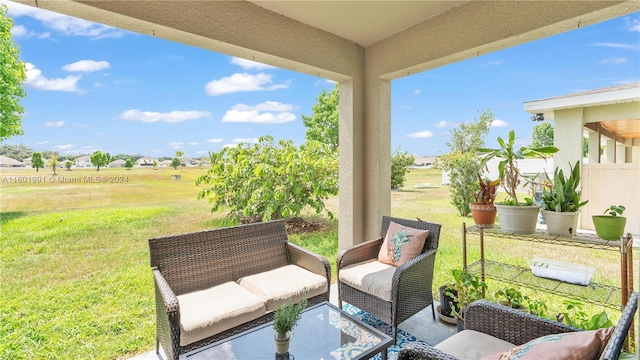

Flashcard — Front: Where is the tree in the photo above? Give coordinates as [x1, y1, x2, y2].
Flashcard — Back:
[175, 150, 184, 171]
[171, 157, 180, 170]
[152, 160, 158, 169]
[90, 150, 108, 171]
[439, 109, 494, 216]
[125, 158, 134, 170]
[0, 144, 32, 161]
[65, 160, 72, 171]
[48, 155, 59, 176]
[31, 152, 44, 172]
[196, 135, 338, 222]
[0, 5, 27, 142]
[391, 149, 414, 189]
[302, 84, 339, 148]
[530, 121, 554, 148]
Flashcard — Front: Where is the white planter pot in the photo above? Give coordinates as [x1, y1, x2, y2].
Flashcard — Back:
[542, 210, 579, 237]
[495, 204, 540, 234]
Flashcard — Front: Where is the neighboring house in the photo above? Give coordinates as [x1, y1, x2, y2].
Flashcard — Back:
[525, 81, 639, 235]
[75, 155, 92, 168]
[136, 156, 156, 166]
[109, 159, 126, 168]
[159, 160, 173, 167]
[413, 156, 436, 168]
[0, 155, 25, 168]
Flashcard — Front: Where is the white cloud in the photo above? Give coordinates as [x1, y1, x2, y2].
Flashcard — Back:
[592, 42, 638, 50]
[119, 109, 212, 123]
[222, 101, 296, 124]
[168, 142, 184, 149]
[625, 17, 640, 32]
[600, 57, 628, 64]
[434, 121, 448, 128]
[10, 24, 28, 37]
[53, 144, 76, 151]
[5, 1, 123, 39]
[232, 138, 259, 144]
[207, 138, 224, 143]
[482, 60, 503, 66]
[36, 141, 49, 146]
[24, 63, 81, 92]
[406, 130, 433, 139]
[230, 57, 276, 70]
[63, 60, 110, 72]
[188, 142, 198, 146]
[492, 119, 508, 127]
[205, 73, 289, 96]
[414, 89, 421, 95]
[45, 121, 65, 127]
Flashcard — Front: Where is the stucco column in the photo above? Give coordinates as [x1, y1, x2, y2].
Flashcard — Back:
[362, 76, 392, 241]
[605, 139, 616, 164]
[553, 108, 584, 172]
[587, 130, 600, 164]
[338, 80, 365, 250]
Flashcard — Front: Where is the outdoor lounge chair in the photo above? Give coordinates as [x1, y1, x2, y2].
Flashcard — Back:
[398, 292, 638, 360]
[337, 216, 441, 342]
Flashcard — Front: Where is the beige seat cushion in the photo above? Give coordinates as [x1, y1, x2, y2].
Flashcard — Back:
[338, 259, 396, 301]
[434, 330, 517, 359]
[237, 264, 327, 311]
[177, 281, 266, 346]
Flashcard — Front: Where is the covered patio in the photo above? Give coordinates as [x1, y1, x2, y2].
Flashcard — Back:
[14, 0, 640, 250]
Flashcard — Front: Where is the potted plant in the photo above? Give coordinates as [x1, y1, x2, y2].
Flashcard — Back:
[438, 284, 458, 324]
[540, 161, 588, 237]
[469, 173, 501, 228]
[273, 297, 307, 355]
[477, 130, 558, 234]
[592, 205, 627, 240]
[445, 269, 487, 331]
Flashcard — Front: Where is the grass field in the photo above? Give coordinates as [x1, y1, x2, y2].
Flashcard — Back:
[0, 166, 630, 359]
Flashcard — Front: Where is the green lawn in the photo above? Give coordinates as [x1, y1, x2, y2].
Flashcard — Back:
[0, 166, 630, 359]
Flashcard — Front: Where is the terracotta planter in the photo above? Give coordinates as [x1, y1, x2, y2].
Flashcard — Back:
[592, 216, 627, 240]
[495, 204, 540, 234]
[469, 203, 497, 229]
[542, 210, 579, 237]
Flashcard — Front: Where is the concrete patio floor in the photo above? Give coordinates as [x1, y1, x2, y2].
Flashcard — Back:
[130, 283, 456, 359]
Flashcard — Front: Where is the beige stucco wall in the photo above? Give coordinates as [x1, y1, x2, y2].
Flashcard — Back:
[582, 163, 640, 236]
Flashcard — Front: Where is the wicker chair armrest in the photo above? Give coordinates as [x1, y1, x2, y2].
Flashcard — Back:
[464, 300, 579, 345]
[337, 237, 383, 269]
[392, 249, 436, 291]
[152, 268, 180, 313]
[398, 341, 459, 360]
[286, 242, 331, 283]
[600, 292, 638, 360]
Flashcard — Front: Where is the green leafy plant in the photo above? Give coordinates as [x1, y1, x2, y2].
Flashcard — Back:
[391, 148, 415, 190]
[541, 161, 588, 212]
[477, 130, 558, 206]
[273, 297, 308, 339]
[526, 298, 549, 318]
[474, 173, 500, 205]
[196, 135, 338, 222]
[445, 269, 487, 320]
[494, 287, 528, 309]
[556, 300, 613, 330]
[604, 205, 625, 217]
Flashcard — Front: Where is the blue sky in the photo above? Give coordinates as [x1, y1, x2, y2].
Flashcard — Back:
[3, 1, 639, 158]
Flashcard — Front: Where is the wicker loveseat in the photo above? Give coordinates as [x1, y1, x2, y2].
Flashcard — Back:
[399, 292, 638, 360]
[148, 220, 331, 360]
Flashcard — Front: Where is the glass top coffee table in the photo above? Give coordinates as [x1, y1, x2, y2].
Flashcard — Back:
[181, 301, 393, 360]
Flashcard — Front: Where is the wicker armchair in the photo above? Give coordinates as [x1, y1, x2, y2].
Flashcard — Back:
[149, 220, 331, 360]
[337, 216, 441, 342]
[399, 292, 638, 360]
